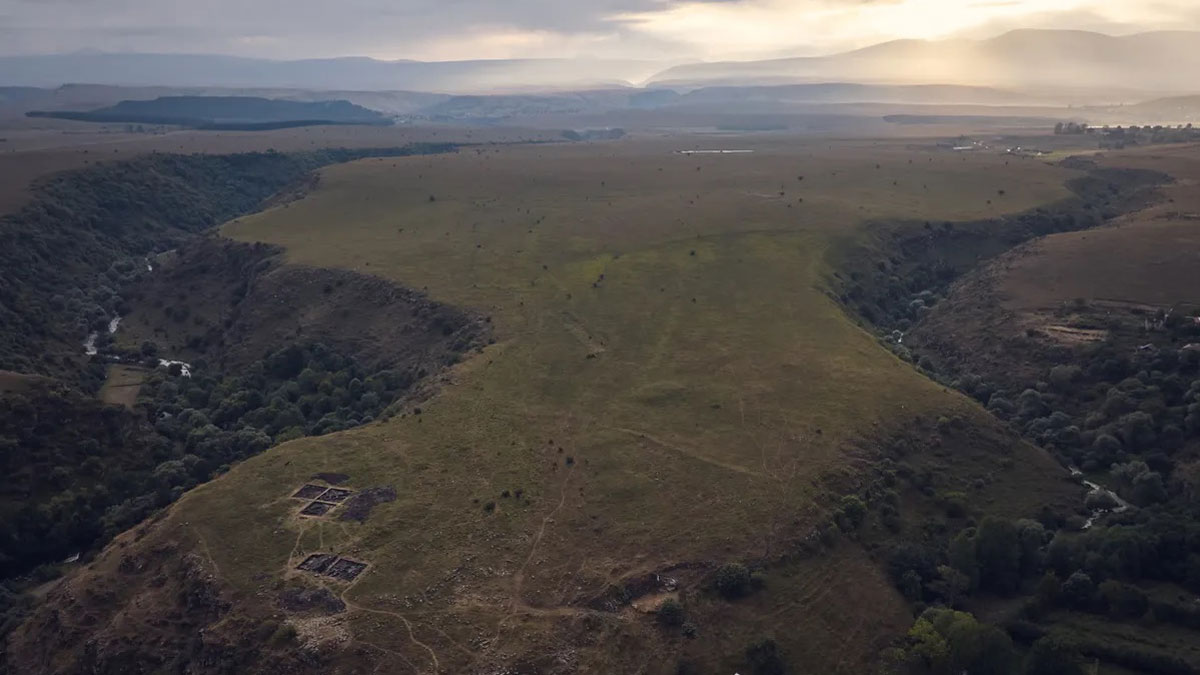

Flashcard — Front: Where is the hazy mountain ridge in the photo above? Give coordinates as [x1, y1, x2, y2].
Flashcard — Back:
[647, 30, 1200, 94]
[0, 52, 666, 94]
[4, 31, 1199, 96]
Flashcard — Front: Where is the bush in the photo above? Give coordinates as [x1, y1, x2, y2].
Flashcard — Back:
[838, 495, 867, 530]
[714, 563, 752, 599]
[1025, 634, 1084, 675]
[1098, 580, 1148, 619]
[657, 598, 685, 626]
[937, 491, 969, 518]
[1061, 571, 1095, 609]
[744, 638, 786, 675]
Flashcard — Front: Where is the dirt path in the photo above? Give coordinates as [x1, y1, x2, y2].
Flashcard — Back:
[341, 592, 443, 674]
[192, 527, 222, 579]
[613, 426, 764, 478]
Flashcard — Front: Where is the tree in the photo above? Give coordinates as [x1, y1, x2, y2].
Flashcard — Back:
[714, 563, 751, 599]
[744, 638, 786, 675]
[948, 529, 980, 591]
[657, 598, 685, 626]
[1025, 634, 1084, 675]
[1131, 471, 1167, 506]
[1035, 571, 1061, 608]
[1015, 519, 1046, 576]
[975, 518, 1021, 595]
[1118, 411, 1156, 450]
[906, 617, 950, 674]
[1098, 580, 1148, 619]
[838, 495, 867, 529]
[1061, 571, 1095, 609]
[900, 569, 923, 602]
[927, 565, 970, 607]
[912, 609, 1015, 675]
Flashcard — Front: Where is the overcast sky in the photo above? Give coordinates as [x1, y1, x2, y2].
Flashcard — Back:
[2, 0, 1198, 62]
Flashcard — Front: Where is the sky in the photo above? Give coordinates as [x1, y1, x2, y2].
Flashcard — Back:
[2, 0, 1198, 62]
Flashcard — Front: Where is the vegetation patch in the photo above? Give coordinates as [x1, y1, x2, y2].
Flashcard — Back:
[0, 143, 456, 384]
[277, 586, 346, 615]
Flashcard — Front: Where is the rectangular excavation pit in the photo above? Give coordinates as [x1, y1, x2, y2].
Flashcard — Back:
[300, 501, 335, 517]
[297, 553, 338, 574]
[325, 558, 368, 581]
[317, 488, 354, 503]
[292, 484, 328, 500]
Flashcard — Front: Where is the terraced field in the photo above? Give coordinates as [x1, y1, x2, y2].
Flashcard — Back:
[15, 135, 1084, 674]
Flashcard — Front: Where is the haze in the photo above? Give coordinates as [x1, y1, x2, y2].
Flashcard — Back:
[3, 0, 1199, 61]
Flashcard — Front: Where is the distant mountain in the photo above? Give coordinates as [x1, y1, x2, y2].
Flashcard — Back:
[0, 53, 665, 94]
[0, 84, 448, 117]
[1084, 94, 1200, 125]
[0, 86, 45, 104]
[6, 32, 1196, 98]
[27, 96, 391, 130]
[674, 83, 1038, 107]
[412, 83, 1051, 121]
[647, 30, 1200, 94]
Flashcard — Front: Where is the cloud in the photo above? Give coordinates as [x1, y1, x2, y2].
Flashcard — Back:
[615, 0, 1200, 59]
[0, 0, 1196, 60]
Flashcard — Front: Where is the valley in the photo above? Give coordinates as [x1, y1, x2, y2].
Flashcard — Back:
[0, 77, 1197, 674]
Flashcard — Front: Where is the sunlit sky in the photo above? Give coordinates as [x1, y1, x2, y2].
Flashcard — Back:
[2, 0, 1198, 61]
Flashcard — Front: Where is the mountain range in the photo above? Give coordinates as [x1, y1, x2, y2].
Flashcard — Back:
[3, 30, 1200, 95]
[649, 30, 1200, 93]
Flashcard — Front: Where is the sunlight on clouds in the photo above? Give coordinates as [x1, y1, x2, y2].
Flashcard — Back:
[382, 26, 619, 61]
[614, 0, 1143, 59]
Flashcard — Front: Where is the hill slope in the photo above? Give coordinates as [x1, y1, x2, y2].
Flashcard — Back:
[28, 96, 391, 129]
[5, 138, 1093, 674]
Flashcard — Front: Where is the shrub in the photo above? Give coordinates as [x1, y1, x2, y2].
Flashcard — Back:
[937, 491, 969, 518]
[1061, 571, 1095, 609]
[838, 495, 867, 529]
[1098, 580, 1148, 619]
[714, 563, 751, 599]
[657, 598, 685, 626]
[744, 638, 786, 675]
[1025, 634, 1084, 675]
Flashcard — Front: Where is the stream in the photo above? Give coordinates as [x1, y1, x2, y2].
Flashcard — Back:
[82, 259, 191, 377]
[1071, 467, 1131, 529]
[82, 317, 121, 356]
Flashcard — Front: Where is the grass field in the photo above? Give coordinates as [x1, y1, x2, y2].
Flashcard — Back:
[0, 121, 557, 216]
[186, 136, 1080, 670]
[996, 143, 1200, 312]
[97, 365, 148, 408]
[23, 134, 1087, 673]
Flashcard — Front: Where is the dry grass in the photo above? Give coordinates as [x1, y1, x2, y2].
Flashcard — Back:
[995, 144, 1200, 312]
